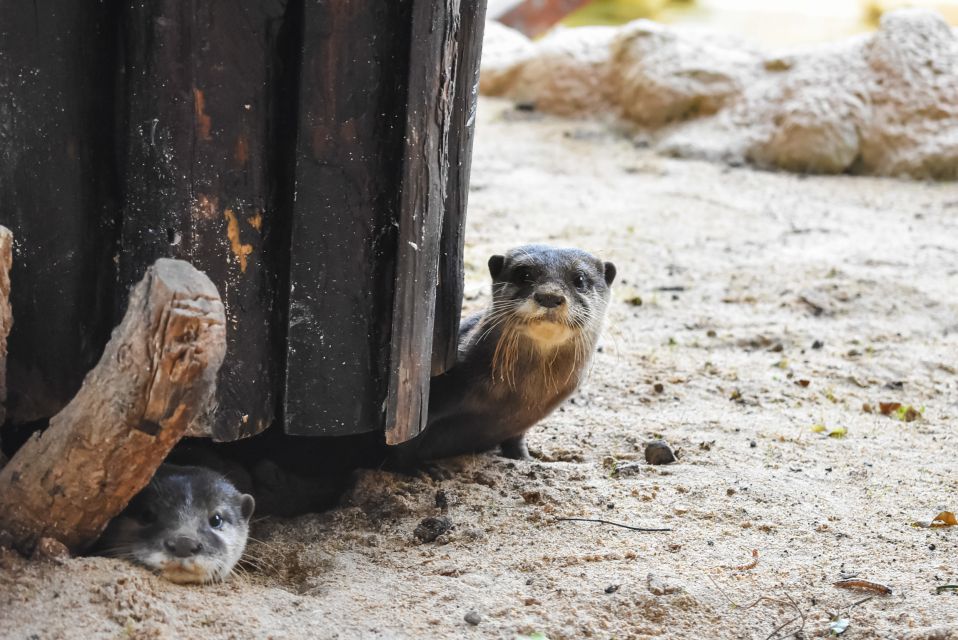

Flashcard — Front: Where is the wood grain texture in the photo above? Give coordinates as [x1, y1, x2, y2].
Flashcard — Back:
[385, 0, 463, 445]
[282, 0, 412, 436]
[118, 0, 287, 441]
[432, 1, 488, 376]
[0, 259, 226, 553]
[0, 1, 120, 424]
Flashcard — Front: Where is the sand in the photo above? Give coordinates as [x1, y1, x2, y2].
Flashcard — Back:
[2, 97, 957, 640]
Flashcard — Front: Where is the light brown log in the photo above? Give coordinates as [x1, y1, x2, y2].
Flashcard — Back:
[0, 258, 226, 553]
[0, 227, 11, 468]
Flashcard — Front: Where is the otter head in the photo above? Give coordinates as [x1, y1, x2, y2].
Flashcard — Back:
[488, 245, 616, 350]
[98, 465, 255, 584]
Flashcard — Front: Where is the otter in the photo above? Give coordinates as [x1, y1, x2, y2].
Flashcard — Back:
[96, 464, 255, 584]
[397, 244, 616, 463]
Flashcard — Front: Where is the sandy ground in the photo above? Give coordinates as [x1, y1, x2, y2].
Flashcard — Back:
[2, 98, 958, 640]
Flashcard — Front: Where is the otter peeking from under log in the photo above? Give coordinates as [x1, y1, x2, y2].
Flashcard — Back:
[396, 244, 616, 464]
[96, 464, 254, 584]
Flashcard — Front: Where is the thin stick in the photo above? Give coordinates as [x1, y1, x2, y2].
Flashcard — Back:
[555, 517, 672, 532]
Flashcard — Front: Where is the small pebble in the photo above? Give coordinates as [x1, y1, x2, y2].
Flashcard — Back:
[645, 440, 676, 465]
[653, 382, 664, 393]
[464, 611, 481, 626]
[749, 440, 757, 448]
[605, 584, 619, 594]
[812, 340, 824, 349]
[414, 516, 453, 543]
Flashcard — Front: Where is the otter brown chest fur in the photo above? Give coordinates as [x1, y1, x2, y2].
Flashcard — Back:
[397, 245, 616, 463]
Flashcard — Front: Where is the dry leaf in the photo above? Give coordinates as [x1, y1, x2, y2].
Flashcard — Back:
[833, 579, 892, 595]
[933, 511, 957, 527]
[878, 402, 901, 415]
[811, 424, 847, 438]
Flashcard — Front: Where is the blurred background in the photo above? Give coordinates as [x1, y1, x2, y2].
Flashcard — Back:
[490, 0, 958, 45]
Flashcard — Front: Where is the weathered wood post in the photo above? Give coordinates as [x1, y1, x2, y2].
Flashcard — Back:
[0, 259, 226, 553]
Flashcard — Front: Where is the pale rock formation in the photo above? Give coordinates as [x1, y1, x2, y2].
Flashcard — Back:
[481, 9, 958, 179]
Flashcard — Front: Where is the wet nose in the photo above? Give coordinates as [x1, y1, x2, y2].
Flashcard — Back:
[164, 536, 202, 558]
[534, 292, 566, 308]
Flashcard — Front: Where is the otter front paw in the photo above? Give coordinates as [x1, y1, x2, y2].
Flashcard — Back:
[500, 436, 531, 461]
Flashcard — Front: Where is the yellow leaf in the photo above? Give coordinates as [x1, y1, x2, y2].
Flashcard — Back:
[932, 511, 957, 527]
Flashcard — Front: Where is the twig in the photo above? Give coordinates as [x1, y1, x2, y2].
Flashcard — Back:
[765, 593, 806, 640]
[765, 615, 800, 640]
[706, 575, 789, 611]
[555, 517, 672, 532]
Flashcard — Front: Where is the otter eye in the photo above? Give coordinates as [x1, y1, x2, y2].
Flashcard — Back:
[209, 513, 224, 529]
[512, 266, 533, 284]
[137, 508, 156, 526]
[572, 272, 587, 289]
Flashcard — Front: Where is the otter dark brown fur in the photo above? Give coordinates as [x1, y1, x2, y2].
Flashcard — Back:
[397, 244, 615, 463]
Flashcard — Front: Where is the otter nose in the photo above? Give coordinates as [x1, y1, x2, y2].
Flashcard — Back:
[164, 536, 202, 558]
[534, 292, 566, 308]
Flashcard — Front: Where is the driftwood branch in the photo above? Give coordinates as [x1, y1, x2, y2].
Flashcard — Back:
[0, 227, 11, 467]
[0, 258, 226, 553]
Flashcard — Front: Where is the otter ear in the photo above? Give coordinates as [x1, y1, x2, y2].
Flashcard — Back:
[603, 261, 617, 286]
[239, 494, 255, 522]
[488, 254, 505, 279]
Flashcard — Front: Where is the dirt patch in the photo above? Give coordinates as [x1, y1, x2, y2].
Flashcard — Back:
[2, 98, 957, 639]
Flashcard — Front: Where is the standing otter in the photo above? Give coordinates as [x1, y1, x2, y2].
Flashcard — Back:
[397, 244, 616, 463]
[96, 464, 255, 584]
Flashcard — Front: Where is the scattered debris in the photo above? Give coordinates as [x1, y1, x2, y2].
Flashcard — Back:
[626, 295, 643, 306]
[796, 379, 811, 388]
[829, 618, 851, 635]
[812, 340, 824, 349]
[31, 537, 70, 563]
[653, 382, 665, 393]
[604, 584, 619, 594]
[913, 511, 957, 528]
[936, 585, 958, 595]
[811, 424, 847, 438]
[877, 402, 923, 421]
[647, 574, 683, 595]
[645, 440, 677, 465]
[464, 611, 481, 626]
[728, 549, 759, 571]
[414, 516, 453, 543]
[521, 490, 544, 505]
[554, 517, 672, 532]
[435, 489, 449, 513]
[611, 461, 644, 477]
[833, 579, 892, 595]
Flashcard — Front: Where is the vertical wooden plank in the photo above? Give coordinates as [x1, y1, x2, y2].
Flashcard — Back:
[384, 0, 463, 445]
[118, 0, 287, 441]
[0, 1, 120, 425]
[282, 0, 413, 436]
[432, 1, 488, 376]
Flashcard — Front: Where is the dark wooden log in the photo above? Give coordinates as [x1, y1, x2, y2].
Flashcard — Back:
[384, 0, 464, 445]
[117, 0, 287, 441]
[432, 2, 489, 376]
[0, 259, 226, 553]
[282, 0, 413, 436]
[0, 1, 120, 425]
